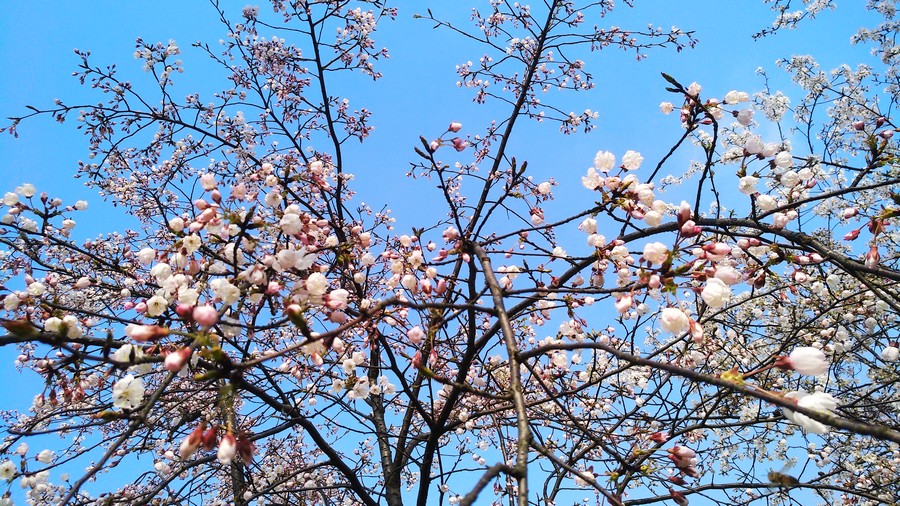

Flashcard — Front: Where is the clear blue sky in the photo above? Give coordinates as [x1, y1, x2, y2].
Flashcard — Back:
[0, 1, 880, 503]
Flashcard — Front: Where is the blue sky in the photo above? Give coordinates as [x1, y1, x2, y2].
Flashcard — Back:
[0, 1, 882, 503]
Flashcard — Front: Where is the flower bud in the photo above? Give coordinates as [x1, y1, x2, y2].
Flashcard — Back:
[217, 432, 237, 465]
[201, 426, 218, 451]
[178, 422, 205, 460]
[164, 347, 193, 372]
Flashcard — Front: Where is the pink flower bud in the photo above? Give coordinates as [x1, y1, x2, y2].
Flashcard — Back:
[451, 137, 469, 152]
[175, 303, 193, 319]
[236, 433, 255, 462]
[615, 295, 633, 314]
[442, 226, 460, 242]
[448, 122, 462, 132]
[852, 120, 865, 131]
[689, 319, 704, 343]
[178, 422, 205, 460]
[164, 347, 192, 372]
[677, 201, 692, 225]
[649, 431, 669, 444]
[842, 207, 858, 219]
[408, 326, 425, 345]
[192, 305, 219, 327]
[193, 199, 209, 210]
[196, 207, 218, 224]
[679, 220, 701, 237]
[865, 245, 880, 268]
[201, 426, 218, 451]
[128, 325, 169, 342]
[702, 242, 731, 258]
[667, 446, 696, 468]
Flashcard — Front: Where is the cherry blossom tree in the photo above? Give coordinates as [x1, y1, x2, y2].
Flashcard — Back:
[2, 1, 900, 505]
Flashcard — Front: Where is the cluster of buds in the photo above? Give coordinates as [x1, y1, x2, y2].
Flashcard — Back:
[427, 122, 468, 152]
[851, 116, 894, 139]
[676, 202, 701, 238]
[667, 446, 699, 478]
[173, 303, 220, 327]
[178, 422, 255, 465]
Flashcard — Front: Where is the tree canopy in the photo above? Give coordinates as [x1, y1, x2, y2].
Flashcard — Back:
[2, 1, 900, 505]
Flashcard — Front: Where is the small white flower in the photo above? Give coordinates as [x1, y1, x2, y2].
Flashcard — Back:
[305, 273, 328, 297]
[642, 242, 668, 265]
[210, 279, 241, 305]
[36, 450, 55, 464]
[659, 307, 690, 335]
[774, 151, 793, 168]
[593, 151, 616, 172]
[582, 168, 603, 190]
[0, 459, 15, 480]
[168, 217, 185, 232]
[738, 175, 758, 195]
[783, 391, 838, 434]
[724, 90, 750, 104]
[349, 377, 371, 399]
[780, 170, 801, 188]
[145, 295, 169, 317]
[27, 282, 46, 296]
[182, 235, 202, 254]
[44, 317, 63, 333]
[280, 213, 303, 235]
[686, 82, 702, 96]
[112, 374, 145, 410]
[621, 150, 644, 171]
[788, 347, 829, 376]
[149, 262, 172, 281]
[881, 346, 900, 362]
[756, 194, 778, 211]
[736, 109, 754, 126]
[700, 278, 731, 308]
[17, 184, 36, 198]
